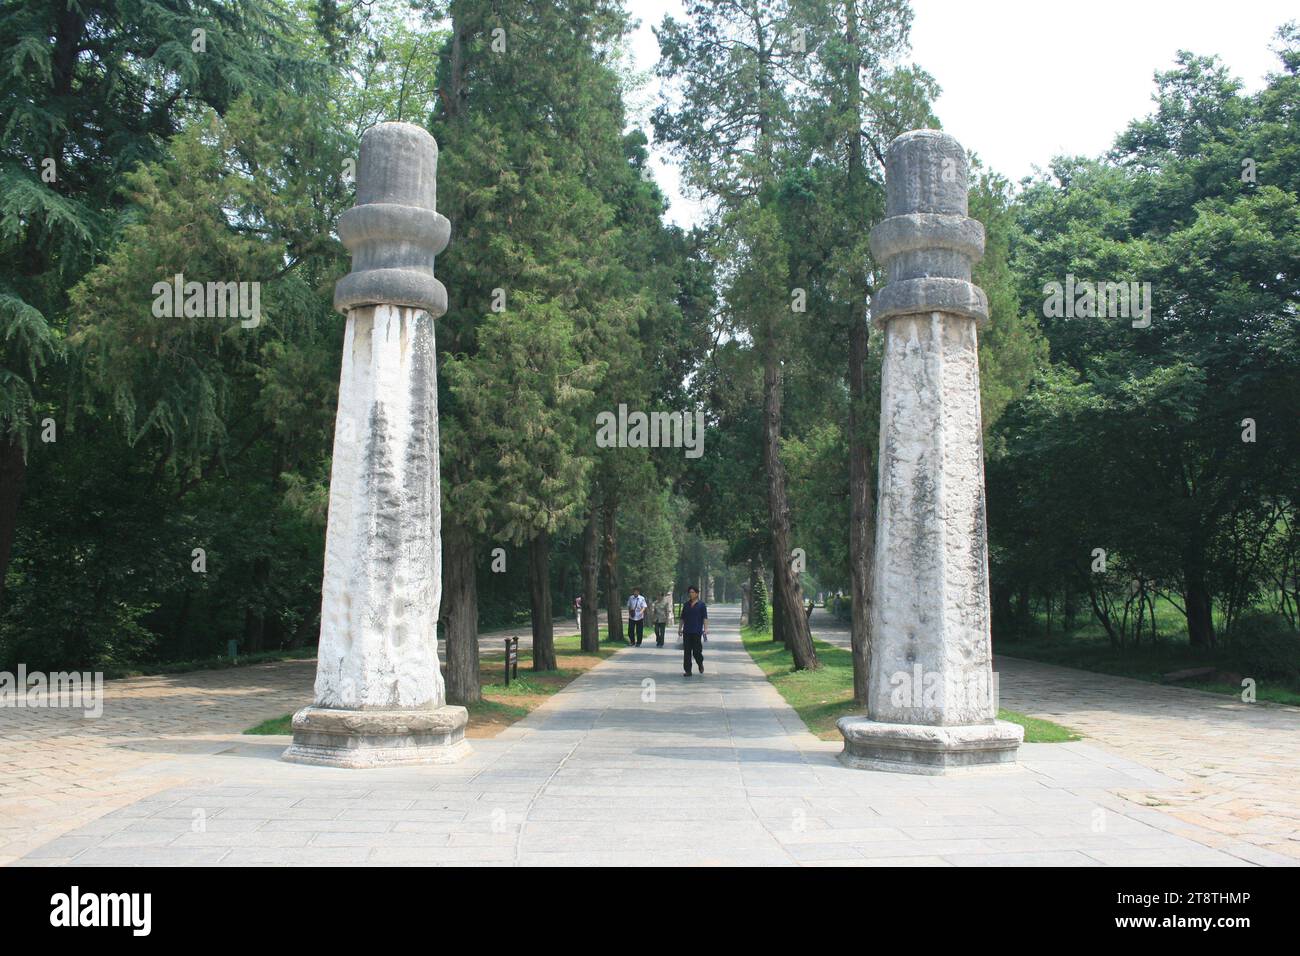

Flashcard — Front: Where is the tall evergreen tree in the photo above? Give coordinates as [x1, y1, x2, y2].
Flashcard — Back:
[0, 0, 317, 610]
[655, 0, 820, 669]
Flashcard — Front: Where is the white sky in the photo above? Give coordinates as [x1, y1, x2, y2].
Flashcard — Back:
[625, 0, 1297, 227]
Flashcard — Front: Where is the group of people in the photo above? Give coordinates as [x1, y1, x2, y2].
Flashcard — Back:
[626, 586, 709, 676]
[572, 585, 710, 676]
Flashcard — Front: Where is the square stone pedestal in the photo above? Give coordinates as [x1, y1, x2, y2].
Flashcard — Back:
[282, 704, 470, 768]
[837, 716, 1023, 775]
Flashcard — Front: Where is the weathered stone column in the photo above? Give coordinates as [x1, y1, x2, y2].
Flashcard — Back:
[837, 130, 1022, 774]
[283, 122, 469, 768]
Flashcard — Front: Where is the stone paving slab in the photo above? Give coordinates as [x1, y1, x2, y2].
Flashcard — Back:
[9, 606, 1293, 867]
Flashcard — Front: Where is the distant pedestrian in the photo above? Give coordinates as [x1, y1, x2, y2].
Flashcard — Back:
[574, 594, 582, 631]
[627, 587, 647, 647]
[679, 586, 707, 676]
[651, 590, 673, 647]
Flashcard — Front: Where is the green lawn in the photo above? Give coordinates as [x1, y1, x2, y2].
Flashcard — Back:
[996, 708, 1080, 743]
[245, 713, 294, 735]
[740, 624, 1081, 743]
[245, 630, 617, 736]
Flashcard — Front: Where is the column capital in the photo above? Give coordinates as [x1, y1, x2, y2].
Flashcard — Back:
[334, 122, 450, 317]
[869, 130, 988, 328]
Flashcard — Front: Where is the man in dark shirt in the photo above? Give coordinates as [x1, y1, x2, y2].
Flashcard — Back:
[678, 586, 708, 676]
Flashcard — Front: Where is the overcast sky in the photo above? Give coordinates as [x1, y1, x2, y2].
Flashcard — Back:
[625, 0, 1297, 227]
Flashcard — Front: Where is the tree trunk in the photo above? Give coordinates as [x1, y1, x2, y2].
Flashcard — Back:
[763, 347, 818, 669]
[843, 1, 875, 702]
[1184, 551, 1216, 649]
[847, 316, 875, 705]
[529, 530, 557, 670]
[175, 586, 195, 657]
[242, 554, 271, 653]
[601, 500, 623, 644]
[772, 571, 785, 644]
[288, 608, 317, 650]
[443, 516, 481, 703]
[992, 582, 1014, 637]
[1063, 585, 1079, 630]
[580, 506, 600, 652]
[0, 433, 26, 610]
[442, 4, 470, 122]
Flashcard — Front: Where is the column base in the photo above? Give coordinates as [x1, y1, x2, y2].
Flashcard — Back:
[836, 716, 1022, 775]
[282, 704, 471, 769]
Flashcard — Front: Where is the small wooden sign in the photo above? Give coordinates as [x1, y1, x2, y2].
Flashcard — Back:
[504, 636, 519, 686]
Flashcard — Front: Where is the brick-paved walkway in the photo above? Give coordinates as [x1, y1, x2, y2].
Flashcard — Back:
[812, 615, 1300, 861]
[0, 660, 316, 866]
[8, 606, 1295, 866]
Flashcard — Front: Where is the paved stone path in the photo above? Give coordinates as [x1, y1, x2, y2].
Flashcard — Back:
[10, 606, 1292, 866]
[0, 660, 316, 866]
[0, 618, 575, 866]
[812, 615, 1300, 862]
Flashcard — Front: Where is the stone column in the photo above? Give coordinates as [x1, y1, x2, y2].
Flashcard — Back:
[283, 122, 469, 768]
[837, 130, 1022, 774]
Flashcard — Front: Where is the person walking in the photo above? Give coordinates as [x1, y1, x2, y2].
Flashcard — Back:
[678, 585, 707, 676]
[626, 587, 647, 647]
[651, 590, 673, 647]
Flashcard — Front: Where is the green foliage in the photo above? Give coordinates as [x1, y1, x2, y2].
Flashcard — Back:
[968, 166, 1050, 433]
[616, 485, 678, 596]
[784, 422, 850, 583]
[1230, 611, 1300, 682]
[750, 575, 769, 627]
[0, 0, 343, 658]
[991, 27, 1300, 652]
[0, 0, 319, 445]
[446, 303, 601, 545]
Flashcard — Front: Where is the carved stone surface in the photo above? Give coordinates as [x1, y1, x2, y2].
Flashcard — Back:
[283, 703, 470, 769]
[838, 129, 1021, 774]
[334, 123, 450, 318]
[310, 302, 443, 711]
[284, 122, 466, 768]
[838, 717, 1023, 775]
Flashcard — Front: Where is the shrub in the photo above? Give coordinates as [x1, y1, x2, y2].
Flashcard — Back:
[1229, 611, 1300, 682]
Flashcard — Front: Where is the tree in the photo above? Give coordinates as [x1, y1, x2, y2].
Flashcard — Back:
[46, 89, 348, 664]
[781, 0, 938, 697]
[0, 0, 316, 611]
[994, 29, 1300, 649]
[434, 0, 654, 673]
[655, 0, 820, 668]
[446, 305, 601, 671]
